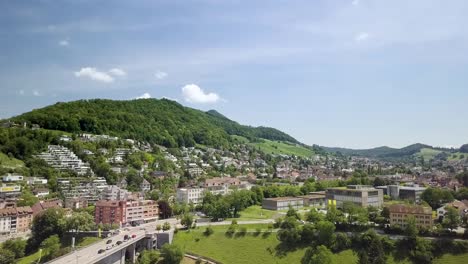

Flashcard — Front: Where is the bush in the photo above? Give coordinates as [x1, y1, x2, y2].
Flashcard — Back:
[203, 226, 214, 237]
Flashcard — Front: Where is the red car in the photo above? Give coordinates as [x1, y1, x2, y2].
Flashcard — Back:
[131, 234, 136, 238]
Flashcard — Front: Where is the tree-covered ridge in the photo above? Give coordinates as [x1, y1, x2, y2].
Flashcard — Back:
[8, 98, 298, 148]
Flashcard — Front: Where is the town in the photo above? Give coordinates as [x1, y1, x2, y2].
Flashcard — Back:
[0, 123, 467, 264]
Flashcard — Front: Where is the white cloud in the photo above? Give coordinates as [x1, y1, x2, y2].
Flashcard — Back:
[352, 0, 360, 6]
[355, 32, 370, 42]
[32, 90, 41, 96]
[135, 92, 151, 99]
[108, 68, 127, 77]
[18, 90, 25, 95]
[74, 67, 114, 83]
[155, 71, 168, 80]
[59, 40, 69, 46]
[182, 84, 220, 104]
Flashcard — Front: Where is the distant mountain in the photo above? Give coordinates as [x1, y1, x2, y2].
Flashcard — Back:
[323, 143, 434, 159]
[6, 98, 299, 148]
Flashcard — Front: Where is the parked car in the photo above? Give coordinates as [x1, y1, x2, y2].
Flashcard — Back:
[98, 249, 105, 254]
[106, 239, 112, 244]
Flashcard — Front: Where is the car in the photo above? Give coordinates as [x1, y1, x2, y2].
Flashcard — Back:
[124, 235, 129, 241]
[98, 249, 105, 254]
[116, 241, 123, 245]
[131, 234, 136, 238]
[106, 245, 112, 250]
[106, 239, 112, 244]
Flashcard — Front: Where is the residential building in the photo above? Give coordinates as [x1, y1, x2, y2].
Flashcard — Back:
[58, 177, 109, 204]
[26, 177, 48, 185]
[388, 204, 433, 229]
[94, 200, 126, 225]
[0, 206, 33, 235]
[101, 185, 130, 201]
[437, 200, 468, 221]
[262, 197, 304, 211]
[1, 174, 24, 182]
[36, 145, 93, 176]
[326, 185, 383, 208]
[203, 177, 241, 188]
[176, 188, 205, 205]
[0, 184, 21, 198]
[31, 199, 63, 217]
[140, 179, 151, 192]
[33, 188, 50, 198]
[64, 197, 88, 210]
[125, 200, 159, 225]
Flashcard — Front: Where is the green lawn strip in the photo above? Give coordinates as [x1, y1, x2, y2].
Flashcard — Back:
[250, 139, 313, 158]
[77, 236, 102, 247]
[17, 250, 42, 264]
[226, 205, 279, 221]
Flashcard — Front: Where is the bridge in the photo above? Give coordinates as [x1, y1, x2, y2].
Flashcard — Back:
[46, 219, 177, 264]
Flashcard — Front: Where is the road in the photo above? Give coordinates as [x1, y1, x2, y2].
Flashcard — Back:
[47, 218, 180, 264]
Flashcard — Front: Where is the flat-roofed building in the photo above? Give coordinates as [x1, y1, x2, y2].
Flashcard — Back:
[262, 197, 304, 211]
[94, 200, 126, 225]
[326, 185, 383, 208]
[388, 204, 432, 229]
[125, 200, 158, 225]
[298, 192, 326, 208]
[176, 188, 205, 205]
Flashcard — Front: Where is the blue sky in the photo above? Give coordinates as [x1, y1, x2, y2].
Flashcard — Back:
[1, 0, 468, 149]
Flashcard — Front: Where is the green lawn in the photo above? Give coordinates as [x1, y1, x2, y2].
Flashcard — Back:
[17, 250, 42, 264]
[227, 205, 279, 221]
[77, 236, 101, 247]
[174, 224, 355, 264]
[448, 152, 467, 161]
[0, 152, 24, 168]
[251, 139, 313, 157]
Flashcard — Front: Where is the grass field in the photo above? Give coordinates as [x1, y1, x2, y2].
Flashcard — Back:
[174, 224, 468, 264]
[17, 250, 42, 264]
[0, 152, 24, 168]
[174, 224, 357, 264]
[252, 139, 313, 157]
[415, 148, 442, 160]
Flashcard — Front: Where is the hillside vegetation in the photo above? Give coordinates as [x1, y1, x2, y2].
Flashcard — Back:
[7, 99, 298, 149]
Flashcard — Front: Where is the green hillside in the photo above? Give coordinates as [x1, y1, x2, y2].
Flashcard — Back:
[232, 135, 314, 157]
[6, 99, 299, 149]
[0, 152, 24, 168]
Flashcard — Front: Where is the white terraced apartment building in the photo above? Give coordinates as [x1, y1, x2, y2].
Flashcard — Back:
[37, 145, 94, 175]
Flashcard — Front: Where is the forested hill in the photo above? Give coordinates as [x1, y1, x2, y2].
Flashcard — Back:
[7, 99, 299, 148]
[322, 143, 460, 159]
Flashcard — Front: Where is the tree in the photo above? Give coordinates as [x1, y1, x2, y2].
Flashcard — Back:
[158, 200, 173, 219]
[316, 221, 336, 247]
[409, 237, 433, 264]
[180, 213, 194, 229]
[40, 235, 61, 260]
[333, 232, 351, 252]
[156, 225, 162, 232]
[442, 206, 461, 230]
[0, 248, 15, 264]
[16, 189, 39, 207]
[139, 250, 160, 264]
[286, 205, 301, 220]
[27, 208, 66, 252]
[301, 245, 333, 264]
[421, 188, 454, 209]
[306, 208, 323, 223]
[355, 230, 386, 264]
[160, 243, 184, 264]
[163, 222, 171, 231]
[65, 211, 95, 234]
[404, 216, 418, 238]
[300, 224, 316, 244]
[2, 238, 26, 259]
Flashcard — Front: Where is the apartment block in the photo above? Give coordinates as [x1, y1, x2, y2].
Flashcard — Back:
[94, 200, 127, 225]
[0, 206, 33, 235]
[388, 204, 433, 229]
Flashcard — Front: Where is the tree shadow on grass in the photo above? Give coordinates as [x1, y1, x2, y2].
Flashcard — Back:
[262, 231, 272, 239]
